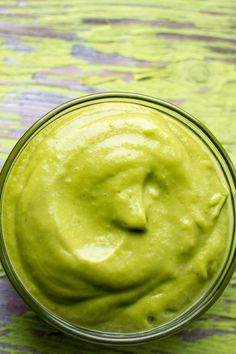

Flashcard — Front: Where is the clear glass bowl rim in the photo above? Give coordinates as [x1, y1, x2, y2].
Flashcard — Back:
[0, 91, 235, 345]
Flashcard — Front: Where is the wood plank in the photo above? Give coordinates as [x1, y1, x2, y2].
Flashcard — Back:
[0, 0, 236, 352]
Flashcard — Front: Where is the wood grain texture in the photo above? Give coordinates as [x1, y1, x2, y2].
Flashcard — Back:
[0, 0, 235, 353]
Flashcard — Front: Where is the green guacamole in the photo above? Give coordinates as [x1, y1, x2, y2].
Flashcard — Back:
[2, 101, 231, 332]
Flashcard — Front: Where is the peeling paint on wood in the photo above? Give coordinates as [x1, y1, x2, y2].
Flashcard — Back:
[0, 0, 236, 352]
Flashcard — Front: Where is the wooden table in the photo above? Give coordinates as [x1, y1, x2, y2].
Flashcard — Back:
[0, 1, 235, 353]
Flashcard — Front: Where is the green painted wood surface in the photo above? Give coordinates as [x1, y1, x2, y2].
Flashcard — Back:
[0, 0, 235, 352]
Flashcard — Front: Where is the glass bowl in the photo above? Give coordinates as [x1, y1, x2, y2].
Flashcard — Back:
[0, 92, 235, 345]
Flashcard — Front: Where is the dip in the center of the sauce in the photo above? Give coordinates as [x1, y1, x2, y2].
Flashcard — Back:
[2, 102, 231, 332]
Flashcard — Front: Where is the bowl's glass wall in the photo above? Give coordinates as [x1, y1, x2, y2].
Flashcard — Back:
[0, 92, 235, 345]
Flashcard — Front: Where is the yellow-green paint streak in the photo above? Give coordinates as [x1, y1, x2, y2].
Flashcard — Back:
[0, 263, 3, 277]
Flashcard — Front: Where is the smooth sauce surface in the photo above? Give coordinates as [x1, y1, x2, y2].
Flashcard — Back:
[2, 102, 231, 332]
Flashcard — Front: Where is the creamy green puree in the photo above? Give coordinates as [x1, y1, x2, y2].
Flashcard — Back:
[2, 102, 231, 332]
